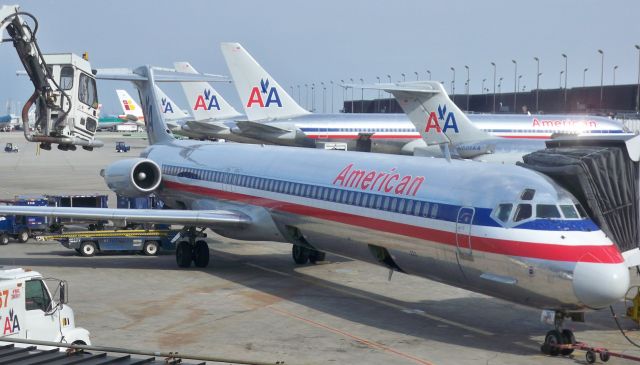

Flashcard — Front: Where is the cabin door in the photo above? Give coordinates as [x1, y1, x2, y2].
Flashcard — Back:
[455, 207, 474, 258]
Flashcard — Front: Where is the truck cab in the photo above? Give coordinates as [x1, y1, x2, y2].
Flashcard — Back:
[0, 267, 90, 345]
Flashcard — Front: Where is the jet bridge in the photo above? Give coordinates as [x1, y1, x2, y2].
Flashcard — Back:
[518, 134, 640, 254]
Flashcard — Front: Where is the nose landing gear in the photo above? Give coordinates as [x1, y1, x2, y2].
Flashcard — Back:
[540, 311, 576, 356]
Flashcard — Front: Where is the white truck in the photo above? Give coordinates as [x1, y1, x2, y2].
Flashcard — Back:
[0, 267, 90, 345]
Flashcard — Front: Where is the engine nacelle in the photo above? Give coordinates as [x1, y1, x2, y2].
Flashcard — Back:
[102, 158, 161, 197]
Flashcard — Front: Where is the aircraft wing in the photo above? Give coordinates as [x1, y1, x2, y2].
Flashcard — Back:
[0, 206, 250, 227]
[235, 120, 292, 134]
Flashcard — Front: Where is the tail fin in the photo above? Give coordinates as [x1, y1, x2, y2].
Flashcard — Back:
[220, 42, 309, 121]
[116, 89, 144, 124]
[153, 85, 190, 121]
[130, 66, 174, 145]
[174, 62, 242, 121]
[382, 81, 492, 145]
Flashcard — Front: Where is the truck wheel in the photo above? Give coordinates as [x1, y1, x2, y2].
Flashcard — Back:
[143, 241, 159, 256]
[17, 229, 29, 243]
[0, 234, 9, 245]
[176, 241, 192, 268]
[79, 241, 97, 257]
[193, 240, 210, 268]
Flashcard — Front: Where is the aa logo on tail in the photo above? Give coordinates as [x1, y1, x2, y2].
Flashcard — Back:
[424, 104, 459, 133]
[194, 89, 220, 111]
[161, 98, 174, 114]
[247, 78, 282, 108]
[122, 99, 136, 111]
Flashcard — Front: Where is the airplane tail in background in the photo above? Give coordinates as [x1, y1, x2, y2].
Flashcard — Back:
[220, 42, 310, 121]
[174, 62, 242, 122]
[153, 85, 190, 121]
[116, 89, 145, 125]
[380, 81, 492, 146]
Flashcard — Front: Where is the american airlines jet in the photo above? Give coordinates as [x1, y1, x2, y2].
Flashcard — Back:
[1, 65, 632, 356]
[221, 42, 625, 155]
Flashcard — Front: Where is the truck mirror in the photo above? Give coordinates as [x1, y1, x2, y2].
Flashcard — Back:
[59, 281, 67, 305]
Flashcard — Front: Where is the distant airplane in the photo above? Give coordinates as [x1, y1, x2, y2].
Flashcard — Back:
[221, 42, 626, 155]
[0, 66, 631, 357]
[0, 114, 14, 130]
[115, 89, 146, 126]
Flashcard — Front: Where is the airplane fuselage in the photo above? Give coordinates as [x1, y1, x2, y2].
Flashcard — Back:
[143, 139, 628, 311]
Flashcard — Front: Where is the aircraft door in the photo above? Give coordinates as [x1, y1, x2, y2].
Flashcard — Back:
[455, 207, 474, 258]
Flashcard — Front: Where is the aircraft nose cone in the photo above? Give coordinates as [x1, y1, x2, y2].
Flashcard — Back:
[573, 262, 629, 309]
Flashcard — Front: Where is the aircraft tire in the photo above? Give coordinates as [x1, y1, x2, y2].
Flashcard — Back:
[193, 240, 210, 268]
[543, 330, 562, 356]
[292, 245, 310, 265]
[176, 241, 192, 268]
[560, 329, 575, 356]
[308, 250, 326, 264]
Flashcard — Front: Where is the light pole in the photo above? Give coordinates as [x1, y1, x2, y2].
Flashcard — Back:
[450, 67, 455, 99]
[321, 81, 326, 113]
[375, 76, 381, 112]
[426, 70, 431, 80]
[290, 86, 294, 100]
[330, 81, 334, 113]
[359, 78, 364, 113]
[562, 53, 568, 110]
[534, 56, 540, 112]
[613, 65, 618, 86]
[636, 45, 640, 113]
[583, 68, 588, 87]
[464, 65, 470, 111]
[311, 83, 315, 112]
[491, 62, 496, 112]
[387, 74, 392, 112]
[304, 83, 309, 110]
[340, 79, 345, 112]
[297, 85, 301, 104]
[498, 77, 503, 94]
[401, 73, 406, 82]
[482, 78, 486, 94]
[598, 49, 604, 108]
[560, 71, 564, 88]
[349, 78, 354, 113]
[517, 75, 522, 111]
[512, 60, 517, 112]
[414, 71, 418, 81]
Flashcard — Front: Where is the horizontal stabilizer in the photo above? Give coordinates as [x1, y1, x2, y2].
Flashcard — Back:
[96, 68, 228, 83]
[236, 120, 291, 134]
[0, 206, 250, 227]
[186, 120, 228, 132]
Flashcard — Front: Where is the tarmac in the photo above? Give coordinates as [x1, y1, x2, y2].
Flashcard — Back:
[1, 131, 640, 364]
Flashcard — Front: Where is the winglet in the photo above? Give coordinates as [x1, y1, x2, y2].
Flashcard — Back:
[221, 42, 310, 121]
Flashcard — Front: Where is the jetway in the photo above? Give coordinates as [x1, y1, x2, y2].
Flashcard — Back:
[519, 135, 640, 254]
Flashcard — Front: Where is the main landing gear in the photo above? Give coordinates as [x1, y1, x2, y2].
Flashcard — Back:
[292, 244, 325, 265]
[540, 311, 576, 357]
[175, 227, 209, 268]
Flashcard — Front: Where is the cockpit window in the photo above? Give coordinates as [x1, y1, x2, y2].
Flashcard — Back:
[514, 204, 532, 222]
[495, 203, 513, 223]
[520, 189, 535, 200]
[536, 204, 561, 219]
[560, 205, 579, 219]
[575, 204, 588, 218]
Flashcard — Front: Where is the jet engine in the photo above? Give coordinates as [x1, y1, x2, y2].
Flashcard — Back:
[102, 158, 161, 197]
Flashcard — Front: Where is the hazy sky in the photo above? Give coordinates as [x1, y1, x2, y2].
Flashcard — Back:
[2, 0, 639, 115]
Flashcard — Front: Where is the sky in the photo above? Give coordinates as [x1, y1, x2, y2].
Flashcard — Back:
[1, 0, 639, 115]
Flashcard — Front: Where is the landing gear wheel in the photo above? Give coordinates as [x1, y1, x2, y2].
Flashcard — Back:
[176, 241, 192, 268]
[79, 241, 97, 257]
[193, 240, 210, 268]
[0, 234, 8, 246]
[17, 229, 29, 243]
[292, 245, 310, 264]
[585, 349, 596, 364]
[543, 330, 562, 356]
[308, 250, 326, 264]
[599, 350, 610, 362]
[143, 241, 159, 256]
[560, 329, 575, 356]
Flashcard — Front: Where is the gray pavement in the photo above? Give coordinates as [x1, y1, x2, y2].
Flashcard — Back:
[1, 132, 640, 364]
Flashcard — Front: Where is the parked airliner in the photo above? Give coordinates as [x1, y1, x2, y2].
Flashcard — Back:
[0, 65, 631, 356]
[221, 42, 626, 155]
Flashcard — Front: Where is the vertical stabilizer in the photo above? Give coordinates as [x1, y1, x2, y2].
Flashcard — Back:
[131, 66, 174, 145]
[220, 42, 310, 121]
[174, 62, 242, 121]
[116, 89, 144, 123]
[153, 85, 190, 121]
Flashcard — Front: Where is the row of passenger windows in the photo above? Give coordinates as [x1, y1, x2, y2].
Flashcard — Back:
[332, 128, 414, 133]
[164, 165, 441, 219]
[495, 203, 586, 223]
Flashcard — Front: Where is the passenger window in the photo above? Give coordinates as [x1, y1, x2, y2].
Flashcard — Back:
[430, 204, 439, 218]
[514, 204, 532, 222]
[495, 203, 513, 223]
[560, 205, 579, 218]
[25, 279, 51, 312]
[536, 204, 561, 218]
